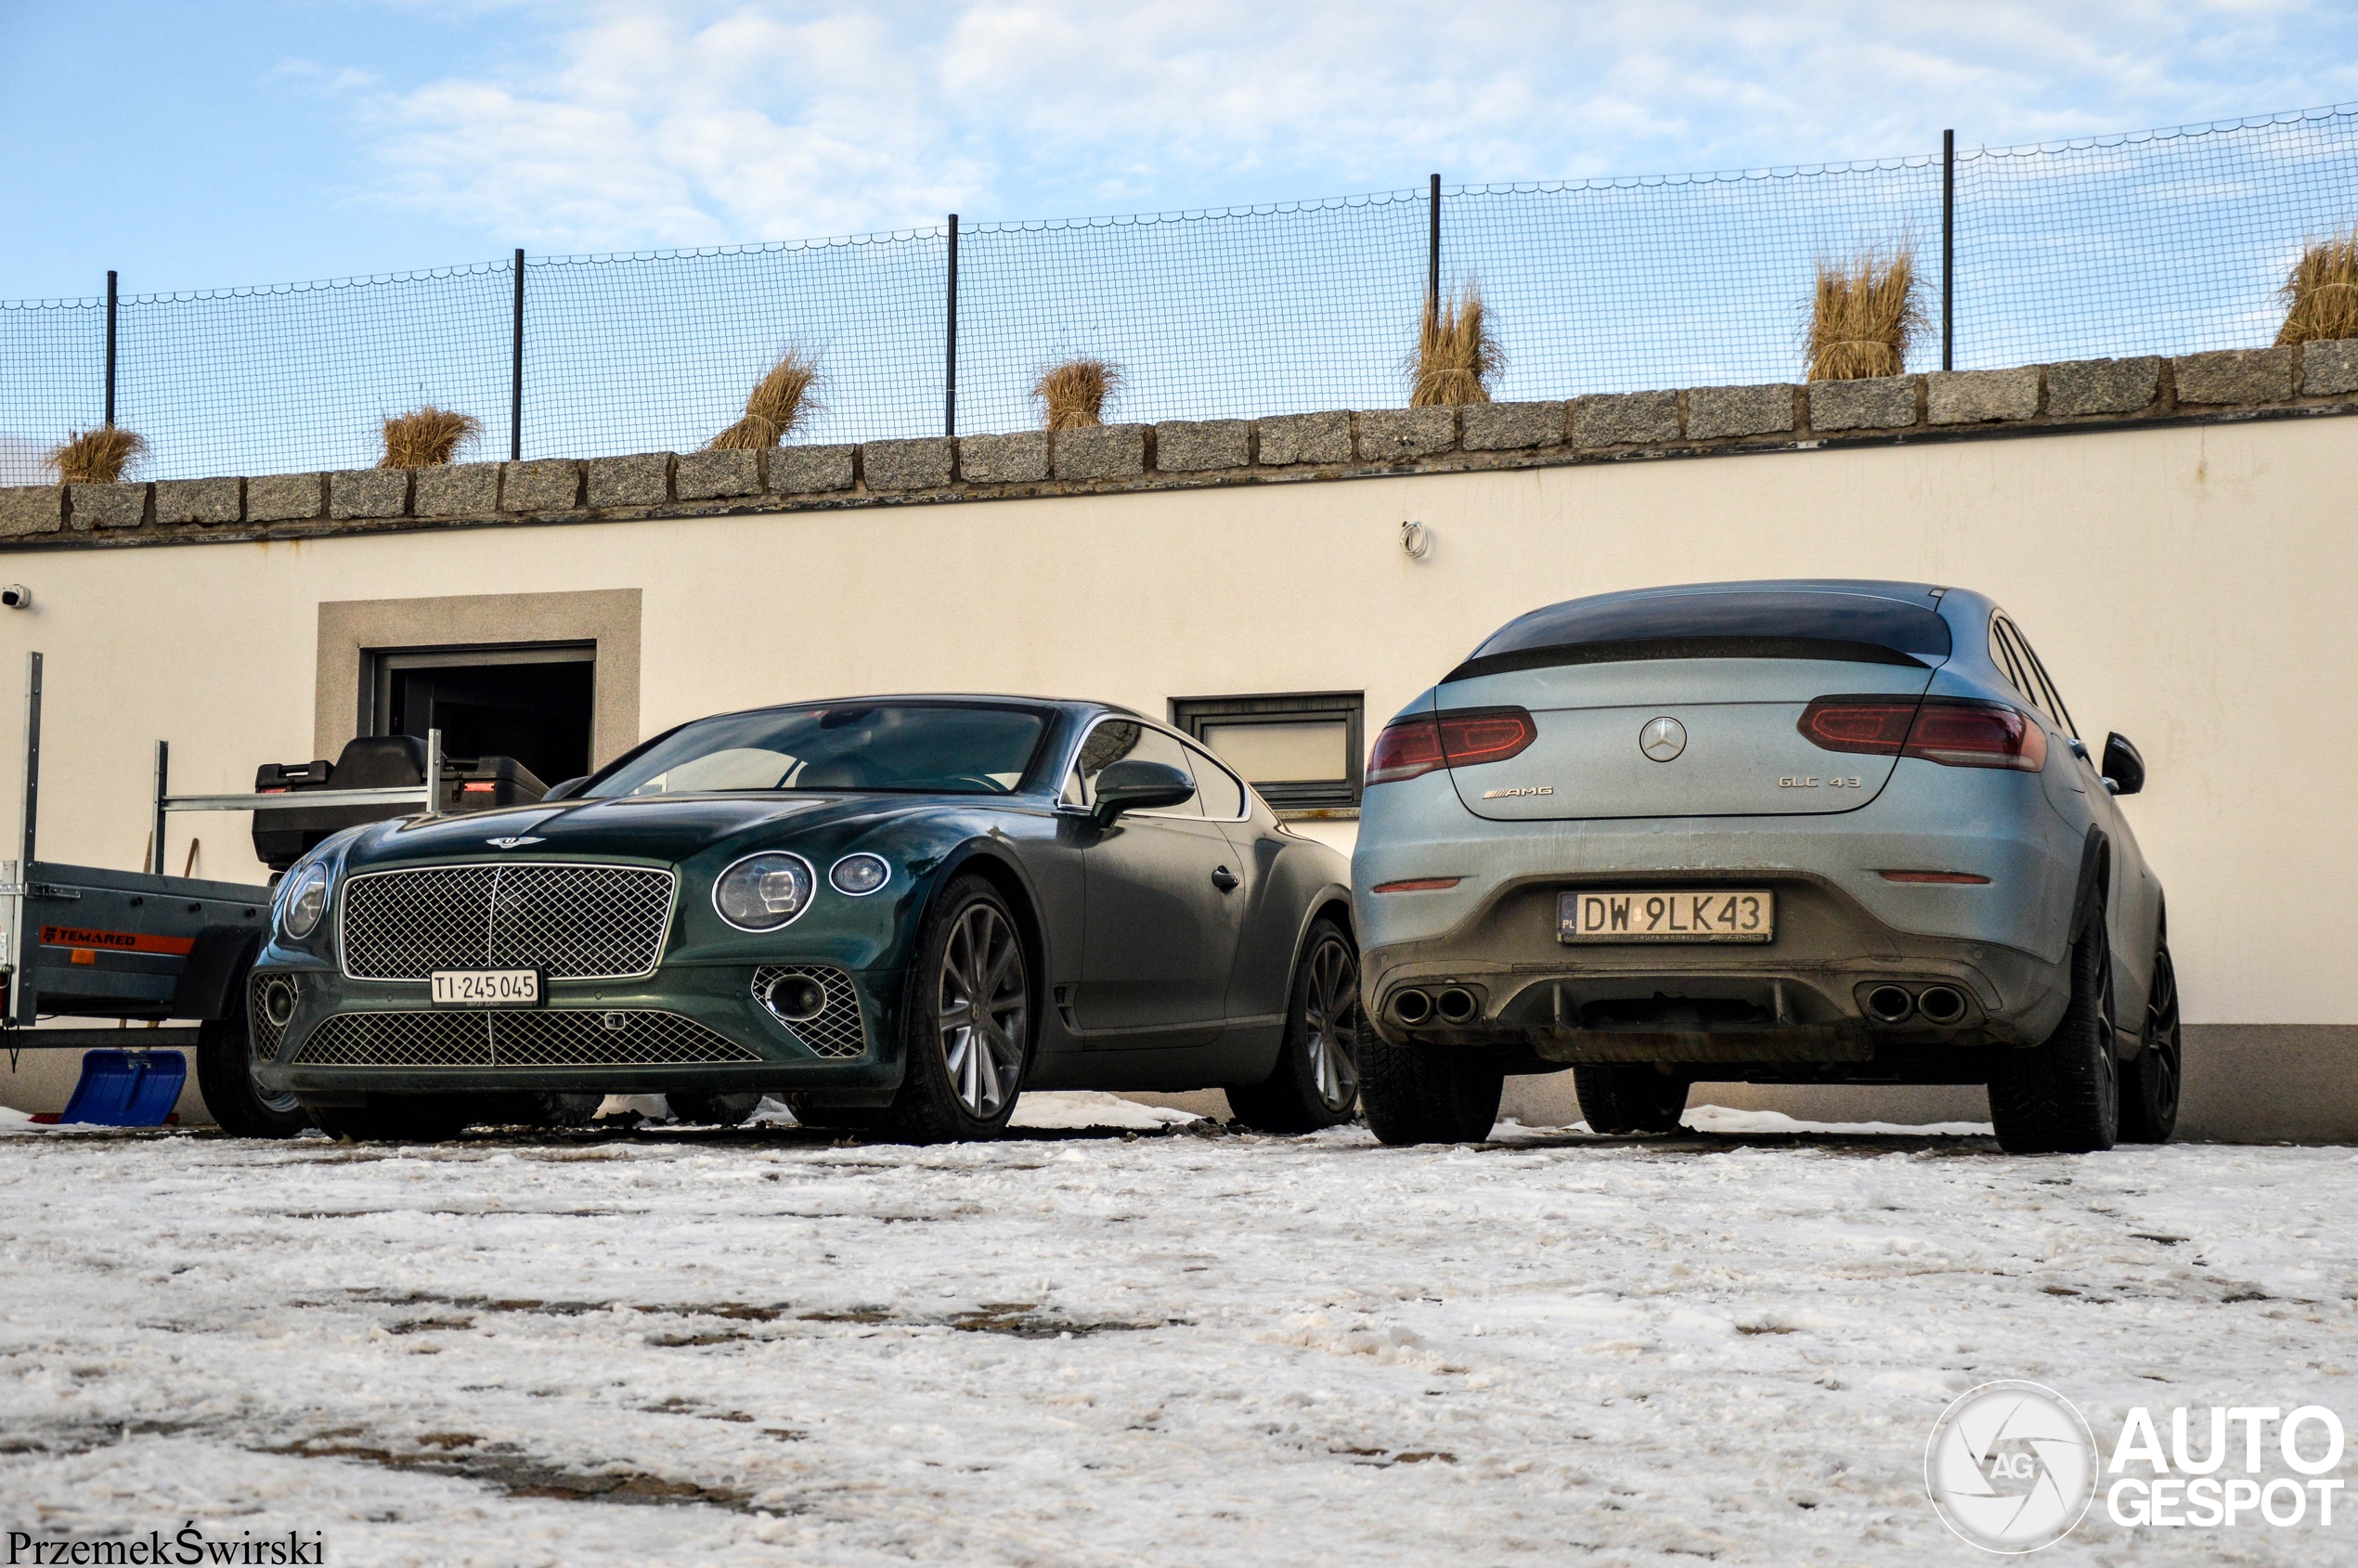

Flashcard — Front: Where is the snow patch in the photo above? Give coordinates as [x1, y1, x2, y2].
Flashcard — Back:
[1008, 1091, 1200, 1130]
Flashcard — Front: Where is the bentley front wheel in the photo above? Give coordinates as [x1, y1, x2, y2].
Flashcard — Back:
[885, 876, 1032, 1143]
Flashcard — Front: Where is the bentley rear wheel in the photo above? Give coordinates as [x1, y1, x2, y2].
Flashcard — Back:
[884, 876, 1032, 1143]
[1227, 919, 1362, 1134]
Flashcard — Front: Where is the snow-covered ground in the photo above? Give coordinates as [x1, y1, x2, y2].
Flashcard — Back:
[3, 1095, 2352, 1565]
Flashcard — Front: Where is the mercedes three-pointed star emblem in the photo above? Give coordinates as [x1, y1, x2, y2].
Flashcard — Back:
[1639, 717, 1687, 762]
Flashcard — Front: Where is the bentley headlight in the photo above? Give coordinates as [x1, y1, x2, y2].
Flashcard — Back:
[715, 851, 816, 931]
[280, 862, 330, 940]
[829, 852, 889, 896]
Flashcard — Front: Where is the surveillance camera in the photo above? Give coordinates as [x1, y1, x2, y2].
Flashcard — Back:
[0, 585, 29, 610]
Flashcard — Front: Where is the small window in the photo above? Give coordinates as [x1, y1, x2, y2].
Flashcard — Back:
[1172, 693, 1364, 811]
[1990, 616, 2078, 739]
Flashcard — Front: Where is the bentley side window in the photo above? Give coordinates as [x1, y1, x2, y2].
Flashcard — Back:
[1181, 743, 1247, 821]
[1071, 720, 1204, 816]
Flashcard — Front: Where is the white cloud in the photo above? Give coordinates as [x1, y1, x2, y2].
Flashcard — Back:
[347, 0, 2358, 251]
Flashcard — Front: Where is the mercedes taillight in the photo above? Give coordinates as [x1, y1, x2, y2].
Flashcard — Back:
[1797, 695, 2048, 772]
[1367, 706, 1537, 784]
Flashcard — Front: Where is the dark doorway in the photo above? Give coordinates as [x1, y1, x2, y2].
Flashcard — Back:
[370, 645, 595, 788]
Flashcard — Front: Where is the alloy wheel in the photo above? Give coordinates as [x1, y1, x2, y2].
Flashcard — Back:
[1303, 935, 1362, 1115]
[2143, 946, 2183, 1120]
[938, 901, 1028, 1119]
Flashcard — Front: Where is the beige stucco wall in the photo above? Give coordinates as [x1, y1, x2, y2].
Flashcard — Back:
[1, 413, 2352, 1129]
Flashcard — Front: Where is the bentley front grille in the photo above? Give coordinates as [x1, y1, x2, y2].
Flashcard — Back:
[751, 965, 868, 1059]
[292, 1009, 762, 1069]
[340, 863, 677, 981]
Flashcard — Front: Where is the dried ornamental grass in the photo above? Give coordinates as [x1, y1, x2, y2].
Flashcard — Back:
[2275, 227, 2358, 346]
[1805, 245, 1927, 381]
[1033, 358, 1122, 431]
[380, 406, 482, 468]
[1408, 284, 1500, 407]
[46, 425, 147, 484]
[711, 349, 821, 448]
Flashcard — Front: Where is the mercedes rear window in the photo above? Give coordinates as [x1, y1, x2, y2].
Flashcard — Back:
[1451, 589, 1951, 680]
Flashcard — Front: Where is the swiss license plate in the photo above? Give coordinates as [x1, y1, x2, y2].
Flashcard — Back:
[430, 968, 543, 1007]
[1560, 889, 1774, 943]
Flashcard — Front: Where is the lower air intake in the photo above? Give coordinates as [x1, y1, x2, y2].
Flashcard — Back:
[293, 1009, 761, 1068]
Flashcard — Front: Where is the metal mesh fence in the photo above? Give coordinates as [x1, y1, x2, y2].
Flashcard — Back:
[1955, 108, 2358, 367]
[4, 103, 2355, 486]
[0, 298, 105, 486]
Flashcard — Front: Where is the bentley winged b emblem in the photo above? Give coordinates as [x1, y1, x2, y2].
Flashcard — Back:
[486, 836, 546, 849]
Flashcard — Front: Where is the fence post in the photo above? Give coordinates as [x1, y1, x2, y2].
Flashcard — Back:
[944, 214, 960, 439]
[1427, 175, 1442, 317]
[104, 270, 117, 427]
[1941, 130, 1954, 372]
[510, 249, 525, 461]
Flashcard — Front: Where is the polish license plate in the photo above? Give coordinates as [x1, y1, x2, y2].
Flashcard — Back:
[430, 968, 543, 1007]
[1559, 889, 1774, 943]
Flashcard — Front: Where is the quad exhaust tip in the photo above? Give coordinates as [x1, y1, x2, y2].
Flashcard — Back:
[1391, 989, 1434, 1026]
[1436, 987, 1480, 1025]
[1916, 984, 1968, 1026]
[1863, 985, 1915, 1025]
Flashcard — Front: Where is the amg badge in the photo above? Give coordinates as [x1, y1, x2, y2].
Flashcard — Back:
[1482, 785, 1554, 798]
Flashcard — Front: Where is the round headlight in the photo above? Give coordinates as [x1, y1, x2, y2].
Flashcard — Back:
[281, 863, 329, 940]
[714, 851, 816, 931]
[829, 853, 890, 897]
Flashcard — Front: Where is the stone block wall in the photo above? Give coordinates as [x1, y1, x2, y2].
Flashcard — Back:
[6, 343, 2356, 545]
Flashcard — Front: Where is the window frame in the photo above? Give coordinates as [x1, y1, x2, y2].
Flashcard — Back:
[1061, 714, 1248, 823]
[1169, 691, 1365, 812]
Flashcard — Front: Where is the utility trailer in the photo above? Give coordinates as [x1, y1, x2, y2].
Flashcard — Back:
[1, 653, 442, 1134]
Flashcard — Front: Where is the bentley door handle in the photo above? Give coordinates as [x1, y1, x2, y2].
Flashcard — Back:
[1211, 865, 1239, 892]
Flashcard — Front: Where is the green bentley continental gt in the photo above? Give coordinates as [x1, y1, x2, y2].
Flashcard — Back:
[247, 696, 1362, 1142]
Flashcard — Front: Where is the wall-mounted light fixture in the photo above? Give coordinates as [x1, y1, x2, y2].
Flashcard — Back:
[0, 584, 30, 610]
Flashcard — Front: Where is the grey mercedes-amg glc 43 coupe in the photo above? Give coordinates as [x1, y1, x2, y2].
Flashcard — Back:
[1351, 579, 2179, 1155]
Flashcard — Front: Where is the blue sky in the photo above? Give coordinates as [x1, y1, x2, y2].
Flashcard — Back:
[7, 1, 2358, 303]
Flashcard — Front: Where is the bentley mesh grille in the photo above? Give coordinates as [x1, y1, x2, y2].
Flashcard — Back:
[340, 863, 677, 980]
[292, 1009, 761, 1068]
[752, 965, 868, 1059]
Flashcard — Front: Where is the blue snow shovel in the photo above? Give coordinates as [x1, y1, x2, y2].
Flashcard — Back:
[55, 1049, 188, 1127]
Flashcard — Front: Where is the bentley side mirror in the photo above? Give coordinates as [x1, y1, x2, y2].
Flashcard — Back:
[2100, 732, 2144, 797]
[1090, 759, 1196, 827]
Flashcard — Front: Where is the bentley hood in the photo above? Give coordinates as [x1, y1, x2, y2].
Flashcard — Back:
[339, 792, 949, 872]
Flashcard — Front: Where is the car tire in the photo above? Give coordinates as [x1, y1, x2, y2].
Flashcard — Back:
[304, 1094, 473, 1143]
[1358, 1037, 1504, 1146]
[1989, 915, 2120, 1155]
[667, 1091, 764, 1126]
[1226, 919, 1363, 1134]
[881, 876, 1033, 1144]
[2118, 937, 2182, 1145]
[196, 995, 308, 1140]
[1573, 1065, 1690, 1134]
